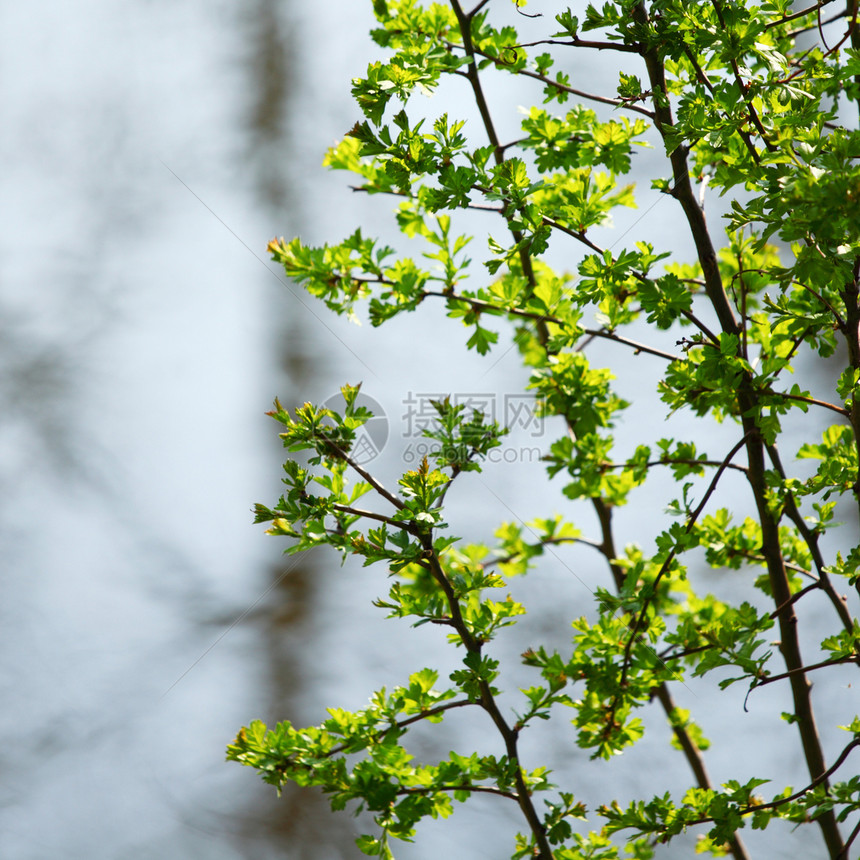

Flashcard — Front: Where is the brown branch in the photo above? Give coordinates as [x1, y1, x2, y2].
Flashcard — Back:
[450, 2, 502, 158]
[731, 550, 816, 581]
[787, 9, 850, 39]
[780, 9, 858, 82]
[739, 392, 845, 856]
[768, 582, 821, 620]
[486, 534, 604, 569]
[750, 655, 858, 690]
[659, 642, 718, 663]
[498, 136, 528, 152]
[418, 493, 552, 858]
[526, 224, 747, 855]
[467, 0, 491, 17]
[765, 389, 850, 417]
[640, 737, 860, 830]
[507, 36, 641, 54]
[843, 0, 860, 123]
[543, 216, 722, 346]
[634, 13, 844, 847]
[577, 326, 680, 362]
[514, 0, 540, 19]
[837, 815, 860, 860]
[350, 182, 505, 213]
[331, 502, 417, 530]
[541, 215, 604, 254]
[449, 0, 545, 341]
[590, 495, 751, 860]
[654, 686, 711, 785]
[710, 0, 776, 156]
[397, 783, 519, 801]
[791, 278, 846, 328]
[754, 737, 860, 811]
[765, 0, 838, 28]
[618, 432, 752, 689]
[421, 533, 479, 652]
[352, 189, 696, 357]
[447, 41, 656, 118]
[765, 443, 857, 638]
[840, 256, 860, 517]
[324, 699, 476, 759]
[601, 457, 749, 476]
[423, 289, 681, 361]
[316, 431, 406, 510]
[635, 1, 739, 337]
[682, 45, 716, 94]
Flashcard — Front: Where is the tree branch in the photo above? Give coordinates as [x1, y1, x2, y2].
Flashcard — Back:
[485, 534, 605, 569]
[506, 36, 642, 54]
[635, 737, 860, 831]
[750, 655, 858, 691]
[447, 41, 656, 118]
[323, 699, 476, 760]
[634, 1, 740, 337]
[590, 494, 751, 860]
[397, 783, 519, 801]
[331, 502, 418, 530]
[765, 389, 850, 417]
[449, 0, 545, 340]
[419, 521, 553, 857]
[739, 391, 845, 856]
[839, 256, 860, 517]
[422, 289, 681, 361]
[601, 457, 748, 476]
[764, 0, 838, 28]
[768, 581, 822, 620]
[619, 432, 752, 689]
[316, 431, 406, 510]
[765, 442, 857, 639]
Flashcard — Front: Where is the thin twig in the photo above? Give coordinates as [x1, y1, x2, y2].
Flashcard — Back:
[467, 0, 491, 17]
[764, 0, 838, 29]
[786, 9, 848, 37]
[837, 816, 860, 860]
[766, 442, 858, 639]
[711, 0, 776, 155]
[750, 655, 857, 690]
[682, 45, 716, 94]
[589, 493, 750, 859]
[766, 389, 850, 417]
[423, 289, 682, 361]
[601, 457, 748, 475]
[506, 36, 641, 54]
[768, 582, 822, 620]
[350, 184, 505, 214]
[541, 216, 606, 254]
[331, 502, 418, 530]
[397, 783, 519, 801]
[632, 738, 860, 829]
[317, 431, 406, 510]
[447, 41, 656, 118]
[486, 534, 604, 569]
[324, 699, 476, 759]
[618, 431, 753, 689]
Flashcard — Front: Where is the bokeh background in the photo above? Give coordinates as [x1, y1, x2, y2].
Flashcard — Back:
[3, 2, 856, 858]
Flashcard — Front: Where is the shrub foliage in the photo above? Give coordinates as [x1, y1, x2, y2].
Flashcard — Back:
[229, 1, 860, 857]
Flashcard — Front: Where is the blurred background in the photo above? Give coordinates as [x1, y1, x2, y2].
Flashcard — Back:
[2, 2, 856, 858]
